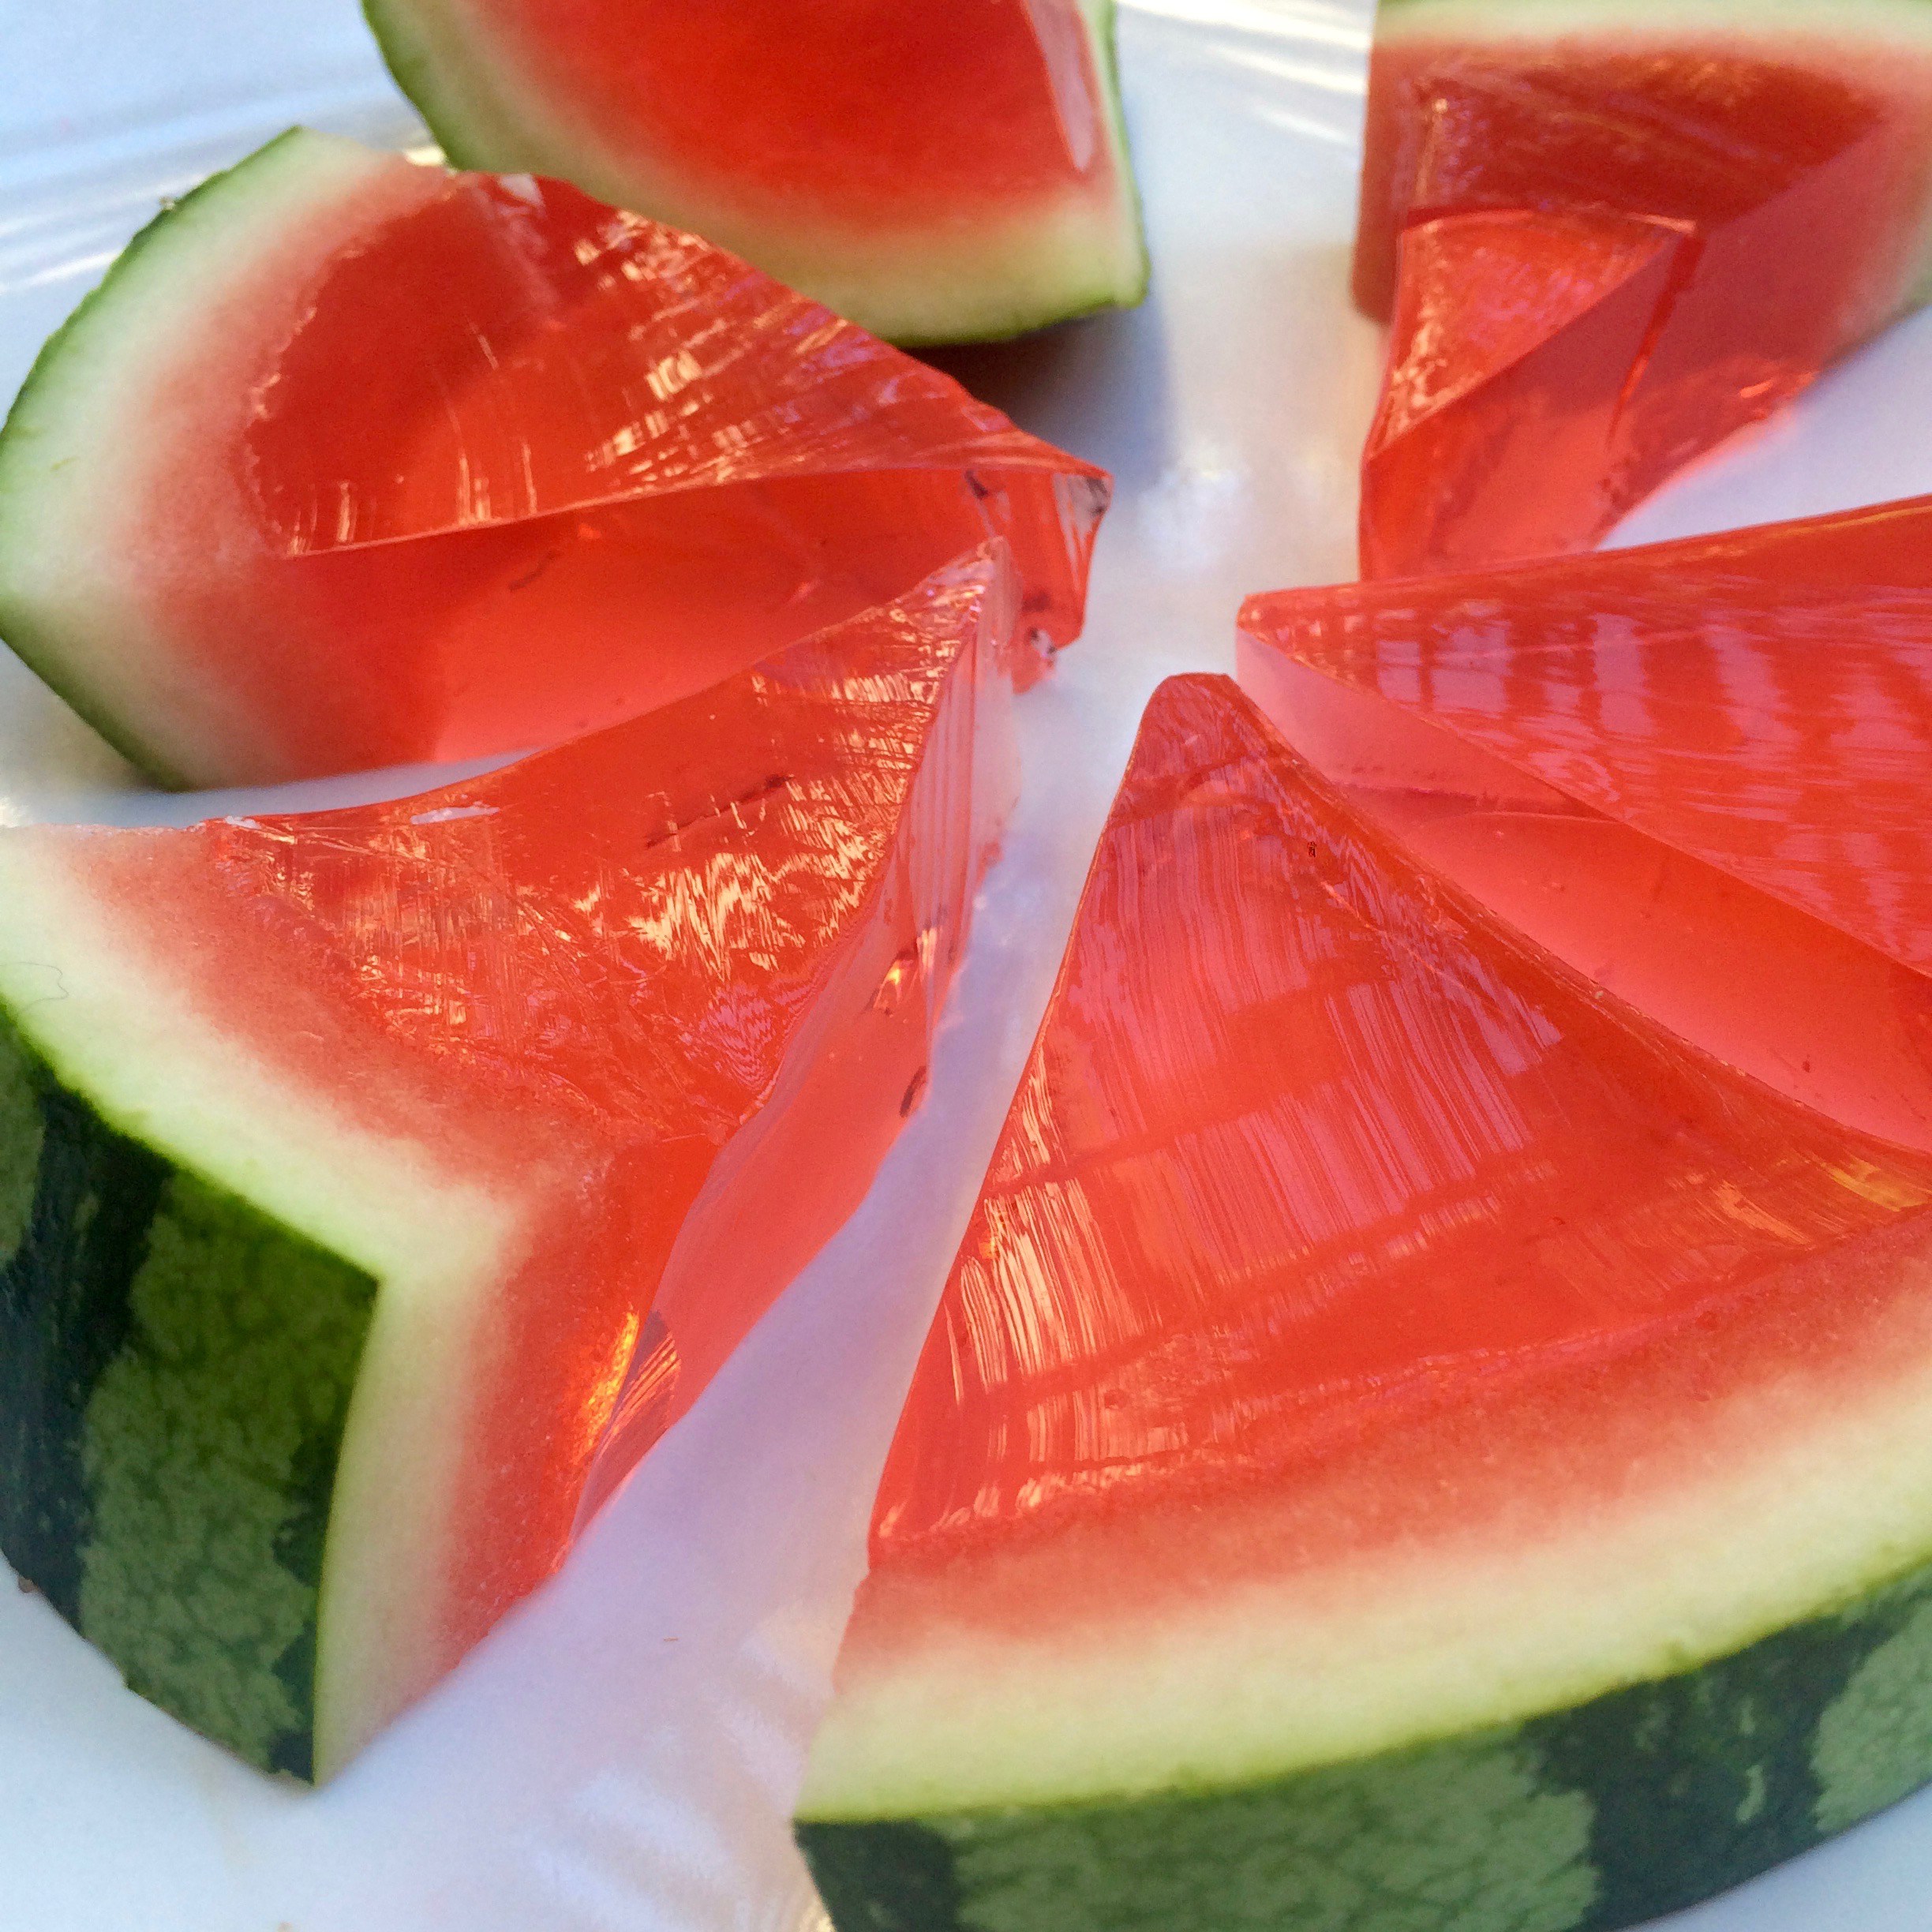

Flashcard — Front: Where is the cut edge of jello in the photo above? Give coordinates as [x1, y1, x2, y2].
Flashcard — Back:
[0, 542, 1019, 1780]
[0, 128, 1107, 787]
[798, 672, 1932, 1932]
[1241, 500, 1932, 1148]
[1354, 9, 1932, 572]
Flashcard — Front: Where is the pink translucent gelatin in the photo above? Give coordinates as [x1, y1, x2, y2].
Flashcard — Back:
[1354, 37, 1932, 577]
[1241, 496, 1932, 1148]
[70, 546, 1017, 1752]
[148, 157, 1106, 781]
[856, 674, 1932, 1608]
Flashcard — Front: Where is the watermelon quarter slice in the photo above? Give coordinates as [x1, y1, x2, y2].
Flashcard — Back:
[796, 673, 1932, 1932]
[0, 546, 1017, 1781]
[0, 129, 1107, 789]
[361, 0, 1148, 345]
[1355, 0, 1932, 576]
[1241, 491, 1932, 1154]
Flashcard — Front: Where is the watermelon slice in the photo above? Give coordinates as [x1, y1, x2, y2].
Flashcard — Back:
[0, 129, 1106, 790]
[360, 0, 1147, 345]
[0, 545, 1017, 1781]
[796, 672, 1932, 1932]
[1355, 0, 1932, 576]
[1240, 492, 1932, 1151]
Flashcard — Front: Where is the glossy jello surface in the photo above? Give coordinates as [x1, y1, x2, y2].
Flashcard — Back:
[1241, 495, 1932, 1146]
[1355, 29, 1932, 575]
[234, 161, 1103, 762]
[64, 547, 1017, 1741]
[24, 133, 1104, 785]
[871, 674, 1932, 1567]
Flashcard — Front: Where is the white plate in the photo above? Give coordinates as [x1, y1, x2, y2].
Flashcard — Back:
[1, 2, 1930, 1926]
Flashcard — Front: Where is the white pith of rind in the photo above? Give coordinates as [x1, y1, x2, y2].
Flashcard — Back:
[0, 829, 531, 1780]
[363, 0, 1146, 343]
[800, 1230, 1932, 1819]
[0, 129, 436, 785]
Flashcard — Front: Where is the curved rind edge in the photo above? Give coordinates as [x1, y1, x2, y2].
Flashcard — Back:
[797, 1554, 1932, 1932]
[0, 129, 388, 791]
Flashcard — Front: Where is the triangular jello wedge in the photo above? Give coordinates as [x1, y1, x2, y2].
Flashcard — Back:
[1243, 494, 1932, 1151]
[797, 674, 1932, 1932]
[0, 545, 1017, 1781]
[0, 128, 1106, 787]
[1356, 2, 1932, 575]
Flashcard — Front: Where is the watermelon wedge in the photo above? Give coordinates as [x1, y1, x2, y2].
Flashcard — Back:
[360, 0, 1148, 345]
[796, 673, 1932, 1932]
[0, 546, 1017, 1781]
[1240, 492, 1932, 1152]
[1355, 0, 1932, 576]
[0, 129, 1107, 791]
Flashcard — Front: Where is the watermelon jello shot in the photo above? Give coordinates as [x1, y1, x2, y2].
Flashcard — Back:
[1356, 0, 1932, 576]
[0, 130, 1108, 788]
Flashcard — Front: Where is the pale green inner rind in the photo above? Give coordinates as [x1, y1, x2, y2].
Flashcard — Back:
[0, 1008, 376, 1778]
[799, 1559, 1932, 1932]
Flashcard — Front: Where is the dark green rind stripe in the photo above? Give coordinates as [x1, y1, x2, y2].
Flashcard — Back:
[0, 1017, 161, 1619]
[797, 1559, 1932, 1932]
[0, 1013, 376, 1779]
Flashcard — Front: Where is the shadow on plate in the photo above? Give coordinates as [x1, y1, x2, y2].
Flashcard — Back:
[918, 296, 1175, 495]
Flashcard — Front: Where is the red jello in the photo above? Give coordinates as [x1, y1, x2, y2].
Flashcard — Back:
[799, 675, 1932, 1932]
[1243, 492, 1932, 1147]
[1356, 23, 1932, 576]
[0, 132, 1105, 786]
[0, 546, 1017, 1774]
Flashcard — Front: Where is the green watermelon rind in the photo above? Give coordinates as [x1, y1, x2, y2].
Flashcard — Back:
[0, 145, 272, 790]
[793, 1128, 1932, 1930]
[794, 1199, 1932, 1930]
[0, 1005, 376, 1780]
[360, 0, 1148, 345]
[0, 129, 398, 792]
[0, 832, 519, 1780]
[798, 1553, 1932, 1932]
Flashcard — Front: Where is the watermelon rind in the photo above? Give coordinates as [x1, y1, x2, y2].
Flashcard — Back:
[0, 128, 413, 791]
[796, 1204, 1932, 1926]
[359, 0, 1148, 344]
[0, 830, 519, 1779]
[799, 1554, 1932, 1932]
[0, 1015, 376, 1781]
